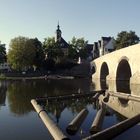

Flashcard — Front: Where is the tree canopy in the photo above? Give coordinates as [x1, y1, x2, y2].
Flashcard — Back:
[30, 38, 45, 69]
[0, 41, 6, 63]
[7, 36, 44, 71]
[43, 37, 64, 63]
[115, 31, 139, 50]
[68, 37, 88, 59]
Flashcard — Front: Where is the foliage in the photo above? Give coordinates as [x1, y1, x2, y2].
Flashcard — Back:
[68, 37, 88, 59]
[30, 38, 45, 69]
[43, 37, 64, 63]
[7, 36, 36, 71]
[0, 73, 6, 79]
[115, 31, 139, 50]
[0, 41, 7, 63]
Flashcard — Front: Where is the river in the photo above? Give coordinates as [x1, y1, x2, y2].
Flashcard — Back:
[0, 79, 140, 140]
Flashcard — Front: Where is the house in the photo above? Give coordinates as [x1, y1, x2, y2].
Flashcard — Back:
[93, 42, 99, 59]
[86, 44, 94, 61]
[86, 36, 115, 61]
[99, 37, 115, 56]
[86, 41, 100, 61]
[0, 62, 11, 72]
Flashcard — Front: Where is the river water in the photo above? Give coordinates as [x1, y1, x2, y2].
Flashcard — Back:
[0, 79, 140, 140]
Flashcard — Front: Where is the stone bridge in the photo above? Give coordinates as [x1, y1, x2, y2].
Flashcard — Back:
[91, 44, 140, 96]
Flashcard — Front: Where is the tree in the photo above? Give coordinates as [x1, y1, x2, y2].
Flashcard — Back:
[30, 38, 45, 69]
[43, 37, 64, 62]
[7, 36, 36, 71]
[115, 31, 139, 50]
[68, 37, 88, 59]
[0, 41, 6, 63]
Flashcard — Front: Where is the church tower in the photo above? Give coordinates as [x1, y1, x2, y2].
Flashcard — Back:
[56, 22, 62, 42]
[54, 23, 69, 56]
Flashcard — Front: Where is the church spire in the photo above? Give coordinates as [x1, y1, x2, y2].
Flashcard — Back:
[56, 22, 62, 42]
[57, 21, 60, 29]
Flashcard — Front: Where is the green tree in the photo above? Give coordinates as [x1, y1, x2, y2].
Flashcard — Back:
[68, 37, 88, 59]
[43, 37, 64, 62]
[30, 38, 45, 69]
[43, 37, 56, 58]
[115, 31, 139, 50]
[0, 41, 6, 63]
[7, 36, 36, 71]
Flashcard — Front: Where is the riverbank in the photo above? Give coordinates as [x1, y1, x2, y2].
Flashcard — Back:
[0, 73, 87, 80]
[0, 74, 45, 80]
[0, 61, 91, 80]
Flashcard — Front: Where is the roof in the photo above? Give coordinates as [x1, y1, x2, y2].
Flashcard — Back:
[57, 37, 69, 48]
[101, 37, 112, 42]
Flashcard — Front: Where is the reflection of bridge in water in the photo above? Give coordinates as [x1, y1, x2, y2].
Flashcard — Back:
[86, 79, 140, 139]
[92, 79, 140, 118]
[100, 94, 140, 118]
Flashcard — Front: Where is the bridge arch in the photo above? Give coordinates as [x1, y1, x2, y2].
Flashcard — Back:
[91, 63, 96, 75]
[100, 62, 109, 80]
[116, 58, 131, 81]
[118, 56, 129, 63]
[100, 62, 109, 89]
[116, 58, 132, 93]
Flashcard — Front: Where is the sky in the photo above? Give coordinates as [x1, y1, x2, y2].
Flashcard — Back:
[0, 0, 140, 51]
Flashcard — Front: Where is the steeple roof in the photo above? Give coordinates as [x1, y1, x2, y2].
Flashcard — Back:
[57, 21, 60, 29]
[56, 22, 61, 33]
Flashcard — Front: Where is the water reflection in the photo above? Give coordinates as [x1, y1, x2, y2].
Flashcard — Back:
[130, 84, 140, 96]
[1, 78, 139, 119]
[92, 79, 140, 118]
[7, 80, 47, 115]
[93, 79, 131, 94]
[0, 81, 7, 107]
[101, 95, 140, 118]
[45, 98, 96, 124]
[116, 80, 131, 93]
[0, 79, 91, 116]
[0, 78, 140, 139]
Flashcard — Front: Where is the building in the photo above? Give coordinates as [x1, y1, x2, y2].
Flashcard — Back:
[55, 23, 69, 56]
[86, 44, 94, 61]
[54, 24, 115, 61]
[99, 37, 115, 56]
[86, 37, 115, 61]
[0, 62, 11, 72]
[93, 42, 99, 59]
[86, 42, 100, 61]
